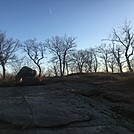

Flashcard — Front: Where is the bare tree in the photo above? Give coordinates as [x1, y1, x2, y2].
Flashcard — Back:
[91, 48, 99, 73]
[108, 54, 116, 73]
[111, 20, 134, 72]
[48, 57, 60, 76]
[109, 42, 125, 73]
[46, 35, 76, 76]
[45, 67, 53, 77]
[21, 38, 45, 77]
[0, 32, 19, 80]
[70, 48, 99, 73]
[45, 65, 59, 77]
[85, 49, 96, 73]
[71, 50, 88, 73]
[97, 44, 110, 73]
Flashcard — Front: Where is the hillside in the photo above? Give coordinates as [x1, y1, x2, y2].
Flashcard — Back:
[0, 73, 134, 134]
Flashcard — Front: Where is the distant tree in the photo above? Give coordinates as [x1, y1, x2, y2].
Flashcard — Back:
[109, 42, 125, 73]
[45, 67, 54, 77]
[97, 44, 110, 73]
[48, 57, 60, 76]
[68, 60, 77, 74]
[63, 54, 70, 75]
[21, 38, 45, 77]
[111, 20, 134, 72]
[85, 49, 98, 73]
[91, 48, 99, 73]
[108, 53, 116, 73]
[70, 48, 99, 73]
[71, 50, 88, 73]
[46, 35, 76, 76]
[84, 49, 93, 73]
[0, 32, 19, 80]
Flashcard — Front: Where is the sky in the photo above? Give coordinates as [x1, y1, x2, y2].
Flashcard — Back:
[0, 0, 134, 49]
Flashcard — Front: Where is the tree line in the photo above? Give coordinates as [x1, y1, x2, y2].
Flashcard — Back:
[0, 20, 134, 80]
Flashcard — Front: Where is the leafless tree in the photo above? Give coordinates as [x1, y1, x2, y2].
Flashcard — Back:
[97, 44, 110, 73]
[46, 35, 76, 76]
[45, 65, 59, 77]
[0, 32, 19, 80]
[48, 57, 59, 76]
[85, 49, 98, 73]
[45, 67, 53, 77]
[109, 42, 125, 73]
[111, 20, 134, 72]
[71, 50, 87, 73]
[91, 48, 99, 73]
[21, 38, 45, 77]
[70, 48, 99, 73]
[84, 49, 93, 73]
[108, 54, 116, 73]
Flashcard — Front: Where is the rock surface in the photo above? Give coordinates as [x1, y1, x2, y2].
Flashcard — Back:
[0, 78, 134, 134]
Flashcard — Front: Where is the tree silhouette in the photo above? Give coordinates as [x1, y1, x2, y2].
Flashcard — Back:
[46, 35, 76, 76]
[109, 42, 125, 73]
[21, 38, 45, 77]
[71, 50, 88, 73]
[111, 20, 134, 72]
[97, 44, 110, 73]
[0, 32, 19, 80]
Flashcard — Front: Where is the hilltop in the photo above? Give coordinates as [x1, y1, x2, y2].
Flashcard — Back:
[0, 73, 134, 134]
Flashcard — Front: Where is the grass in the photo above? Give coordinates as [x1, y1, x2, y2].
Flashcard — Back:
[0, 72, 134, 87]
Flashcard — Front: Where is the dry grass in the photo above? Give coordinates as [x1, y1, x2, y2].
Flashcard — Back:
[0, 75, 15, 87]
[0, 72, 134, 87]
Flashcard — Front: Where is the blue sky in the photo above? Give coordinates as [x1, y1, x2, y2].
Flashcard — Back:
[0, 0, 134, 49]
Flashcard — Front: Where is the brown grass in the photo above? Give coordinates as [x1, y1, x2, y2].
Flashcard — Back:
[0, 72, 134, 87]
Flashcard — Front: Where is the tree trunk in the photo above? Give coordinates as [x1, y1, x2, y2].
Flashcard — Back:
[66, 61, 69, 75]
[111, 66, 114, 73]
[94, 59, 98, 73]
[88, 63, 92, 73]
[94, 65, 97, 73]
[119, 63, 123, 73]
[78, 63, 83, 73]
[54, 66, 58, 76]
[125, 54, 133, 72]
[59, 57, 63, 76]
[1, 63, 6, 80]
[62, 59, 65, 76]
[105, 60, 109, 73]
[37, 64, 42, 77]
[62, 52, 67, 76]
